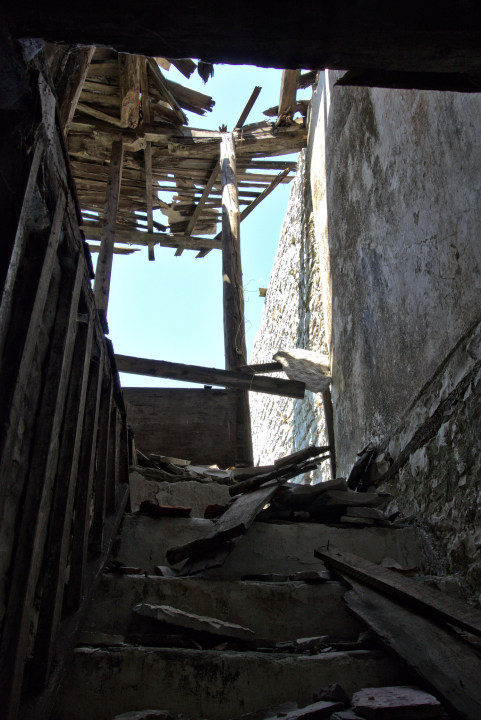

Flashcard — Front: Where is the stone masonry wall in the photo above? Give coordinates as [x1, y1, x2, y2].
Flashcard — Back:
[248, 151, 330, 482]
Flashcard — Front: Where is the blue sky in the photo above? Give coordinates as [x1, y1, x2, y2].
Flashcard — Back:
[103, 64, 308, 387]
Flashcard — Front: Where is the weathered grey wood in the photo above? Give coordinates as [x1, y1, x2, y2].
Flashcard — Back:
[31, 310, 95, 688]
[0, 250, 84, 720]
[229, 459, 320, 497]
[88, 375, 113, 554]
[275, 444, 331, 468]
[277, 70, 299, 126]
[344, 578, 481, 720]
[93, 139, 124, 324]
[83, 224, 222, 252]
[118, 53, 141, 128]
[234, 85, 262, 129]
[64, 343, 105, 612]
[240, 168, 290, 222]
[184, 162, 219, 237]
[0, 139, 45, 368]
[106, 403, 120, 514]
[76, 101, 122, 127]
[146, 58, 187, 124]
[220, 132, 252, 463]
[322, 388, 336, 479]
[57, 46, 95, 131]
[22, 485, 129, 720]
[317, 547, 481, 638]
[115, 353, 305, 398]
[167, 480, 283, 565]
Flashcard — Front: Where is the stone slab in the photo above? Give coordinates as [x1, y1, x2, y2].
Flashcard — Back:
[85, 575, 363, 641]
[129, 475, 230, 517]
[52, 648, 404, 720]
[113, 515, 427, 579]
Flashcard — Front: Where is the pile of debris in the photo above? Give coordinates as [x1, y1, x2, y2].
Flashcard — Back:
[109, 684, 449, 719]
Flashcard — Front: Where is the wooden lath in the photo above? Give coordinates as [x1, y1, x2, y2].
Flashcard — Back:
[66, 49, 307, 258]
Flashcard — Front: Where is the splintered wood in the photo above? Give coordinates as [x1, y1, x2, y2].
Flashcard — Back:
[66, 48, 307, 258]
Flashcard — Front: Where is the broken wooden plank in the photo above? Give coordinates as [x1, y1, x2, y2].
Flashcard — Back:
[115, 354, 305, 398]
[317, 547, 481, 639]
[275, 444, 331, 468]
[344, 578, 481, 720]
[235, 85, 262, 129]
[57, 46, 95, 131]
[93, 139, 124, 327]
[229, 460, 319, 497]
[146, 58, 187, 124]
[167, 480, 284, 565]
[76, 101, 122, 127]
[176, 161, 220, 256]
[276, 70, 299, 126]
[82, 225, 222, 252]
[118, 53, 141, 128]
[239, 168, 290, 223]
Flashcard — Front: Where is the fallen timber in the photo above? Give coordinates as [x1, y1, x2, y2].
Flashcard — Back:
[115, 354, 306, 398]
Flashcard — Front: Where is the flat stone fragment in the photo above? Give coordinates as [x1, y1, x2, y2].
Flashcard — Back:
[330, 712, 365, 720]
[352, 686, 444, 718]
[132, 603, 255, 641]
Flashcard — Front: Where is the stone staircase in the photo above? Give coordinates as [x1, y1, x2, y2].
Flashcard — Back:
[52, 477, 431, 720]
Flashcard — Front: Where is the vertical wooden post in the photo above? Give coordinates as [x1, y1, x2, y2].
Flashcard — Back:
[118, 54, 141, 129]
[276, 69, 299, 126]
[88, 374, 112, 554]
[220, 133, 253, 465]
[94, 139, 124, 329]
[140, 58, 155, 260]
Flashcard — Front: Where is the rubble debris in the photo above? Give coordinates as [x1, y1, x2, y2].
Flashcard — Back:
[153, 565, 178, 577]
[279, 700, 344, 719]
[313, 683, 350, 706]
[132, 604, 256, 642]
[104, 560, 143, 575]
[149, 454, 191, 467]
[204, 503, 231, 519]
[138, 500, 192, 518]
[351, 685, 444, 719]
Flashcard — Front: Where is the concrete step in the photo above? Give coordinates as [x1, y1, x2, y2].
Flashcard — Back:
[129, 475, 231, 517]
[113, 515, 428, 579]
[52, 646, 405, 720]
[85, 575, 364, 641]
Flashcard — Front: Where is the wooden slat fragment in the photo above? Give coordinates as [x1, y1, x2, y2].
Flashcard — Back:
[115, 353, 305, 398]
[239, 168, 290, 222]
[317, 547, 481, 638]
[76, 101, 122, 127]
[57, 46, 95, 131]
[83, 225, 222, 252]
[234, 86, 262, 129]
[146, 58, 187, 124]
[276, 70, 300, 126]
[344, 578, 481, 720]
[167, 481, 283, 565]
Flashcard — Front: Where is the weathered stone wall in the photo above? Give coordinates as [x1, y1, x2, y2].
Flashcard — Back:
[309, 72, 481, 475]
[374, 319, 481, 601]
[248, 151, 330, 482]
[251, 72, 481, 592]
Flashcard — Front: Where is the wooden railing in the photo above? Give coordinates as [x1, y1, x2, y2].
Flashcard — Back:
[0, 57, 129, 719]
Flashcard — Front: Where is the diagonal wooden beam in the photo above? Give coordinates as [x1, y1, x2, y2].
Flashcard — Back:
[146, 58, 187, 125]
[196, 167, 291, 258]
[234, 85, 262, 129]
[176, 161, 220, 257]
